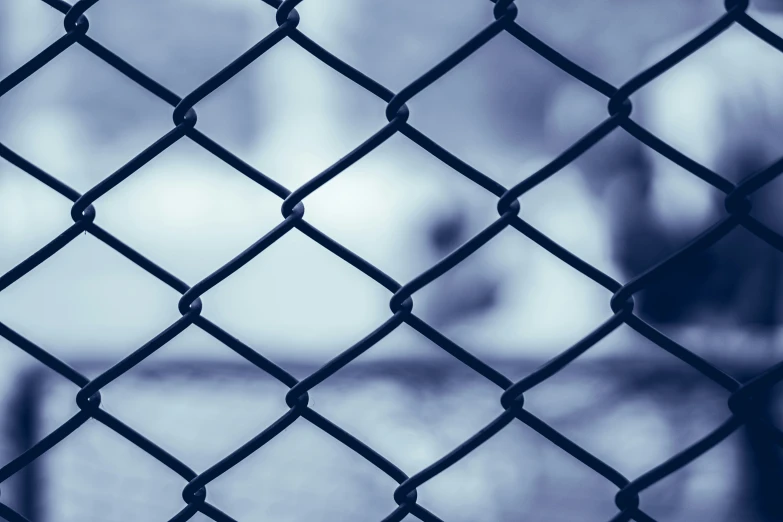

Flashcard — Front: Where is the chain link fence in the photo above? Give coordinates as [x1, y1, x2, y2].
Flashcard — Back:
[1, 0, 783, 521]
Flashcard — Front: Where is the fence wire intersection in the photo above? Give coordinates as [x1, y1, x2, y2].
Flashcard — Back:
[1, 0, 783, 521]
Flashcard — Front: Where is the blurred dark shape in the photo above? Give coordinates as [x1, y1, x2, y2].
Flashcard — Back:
[426, 210, 500, 325]
[611, 152, 781, 326]
[5, 373, 40, 521]
[428, 210, 467, 253]
[734, 372, 783, 522]
[746, 407, 783, 520]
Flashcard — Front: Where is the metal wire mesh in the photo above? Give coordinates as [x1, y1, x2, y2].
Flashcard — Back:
[1, 0, 783, 520]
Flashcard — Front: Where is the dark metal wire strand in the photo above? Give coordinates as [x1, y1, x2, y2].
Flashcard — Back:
[1, 0, 782, 520]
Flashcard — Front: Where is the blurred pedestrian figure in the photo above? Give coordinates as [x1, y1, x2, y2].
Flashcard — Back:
[554, 4, 783, 520]
[551, 2, 783, 329]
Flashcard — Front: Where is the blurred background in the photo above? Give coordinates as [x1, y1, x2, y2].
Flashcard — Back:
[2, 0, 783, 520]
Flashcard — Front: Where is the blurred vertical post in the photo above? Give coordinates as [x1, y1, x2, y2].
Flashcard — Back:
[736, 367, 783, 521]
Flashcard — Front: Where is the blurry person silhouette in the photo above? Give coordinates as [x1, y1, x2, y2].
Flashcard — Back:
[547, 3, 783, 520]
[633, 0, 783, 329]
[550, 1, 783, 330]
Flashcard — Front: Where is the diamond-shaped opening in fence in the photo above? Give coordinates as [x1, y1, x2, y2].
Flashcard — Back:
[303, 132, 499, 283]
[92, 328, 292, 472]
[0, 43, 173, 194]
[1, 0, 63, 79]
[406, 30, 607, 186]
[195, 36, 387, 190]
[294, 0, 490, 91]
[0, 159, 72, 276]
[19, 394, 194, 522]
[513, 154, 623, 281]
[630, 225, 783, 334]
[205, 417, 400, 522]
[523, 0, 722, 84]
[409, 417, 614, 522]
[522, 324, 734, 485]
[202, 227, 398, 364]
[97, 138, 283, 284]
[499, 431, 622, 521]
[414, 223, 615, 361]
[85, 0, 277, 95]
[0, 232, 182, 359]
[308, 323, 506, 464]
[631, 426, 745, 522]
